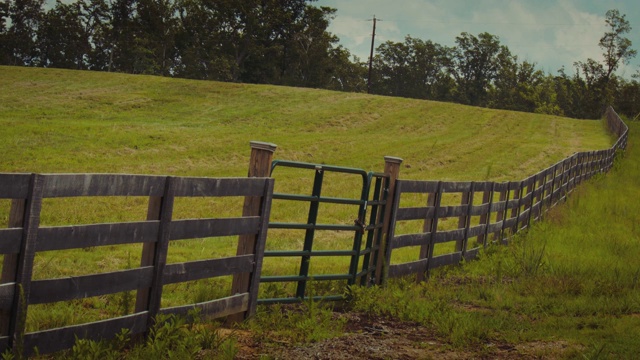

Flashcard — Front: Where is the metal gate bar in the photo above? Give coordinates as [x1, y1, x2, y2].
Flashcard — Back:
[258, 160, 389, 304]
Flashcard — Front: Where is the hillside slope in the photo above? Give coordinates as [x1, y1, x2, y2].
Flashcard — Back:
[0, 66, 611, 181]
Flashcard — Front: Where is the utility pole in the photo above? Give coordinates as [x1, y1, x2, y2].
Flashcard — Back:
[367, 15, 380, 94]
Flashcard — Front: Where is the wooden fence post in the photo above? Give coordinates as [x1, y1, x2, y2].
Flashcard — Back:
[7, 174, 44, 354]
[495, 184, 509, 243]
[374, 156, 402, 285]
[477, 183, 494, 247]
[228, 141, 276, 323]
[455, 184, 474, 254]
[143, 177, 175, 327]
[135, 179, 168, 315]
[0, 200, 26, 336]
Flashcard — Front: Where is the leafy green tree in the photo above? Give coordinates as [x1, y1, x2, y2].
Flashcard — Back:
[278, 5, 340, 88]
[107, 0, 138, 73]
[614, 77, 640, 120]
[372, 36, 450, 100]
[173, 0, 235, 80]
[448, 32, 510, 107]
[129, 0, 178, 75]
[600, 9, 637, 81]
[322, 46, 366, 92]
[4, 0, 45, 66]
[80, 0, 112, 71]
[0, 0, 10, 64]
[37, 0, 90, 69]
[490, 58, 547, 113]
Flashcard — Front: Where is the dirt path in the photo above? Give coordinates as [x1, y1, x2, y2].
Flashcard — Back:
[230, 312, 575, 359]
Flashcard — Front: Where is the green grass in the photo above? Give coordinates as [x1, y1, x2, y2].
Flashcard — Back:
[348, 122, 640, 358]
[0, 65, 617, 339]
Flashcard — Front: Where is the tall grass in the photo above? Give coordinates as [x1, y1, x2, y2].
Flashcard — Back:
[349, 121, 640, 358]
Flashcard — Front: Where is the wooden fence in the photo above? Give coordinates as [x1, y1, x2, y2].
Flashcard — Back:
[384, 106, 629, 281]
[0, 172, 274, 356]
[0, 108, 629, 356]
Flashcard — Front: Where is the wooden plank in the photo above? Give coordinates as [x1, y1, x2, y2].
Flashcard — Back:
[506, 198, 520, 210]
[23, 312, 148, 356]
[503, 218, 517, 229]
[161, 293, 249, 320]
[471, 181, 493, 192]
[518, 208, 531, 222]
[395, 180, 439, 194]
[433, 229, 465, 244]
[520, 191, 533, 206]
[0, 174, 31, 199]
[508, 181, 521, 189]
[0, 283, 13, 311]
[29, 267, 154, 304]
[464, 247, 481, 261]
[387, 259, 428, 278]
[467, 224, 486, 238]
[0, 229, 22, 254]
[36, 221, 159, 252]
[522, 175, 536, 187]
[490, 201, 506, 212]
[438, 205, 468, 218]
[492, 182, 508, 192]
[531, 187, 544, 198]
[169, 217, 260, 240]
[41, 174, 166, 198]
[173, 177, 270, 198]
[162, 255, 254, 284]
[429, 253, 462, 269]
[440, 181, 472, 193]
[487, 222, 503, 233]
[391, 233, 432, 249]
[395, 207, 435, 221]
[469, 203, 490, 216]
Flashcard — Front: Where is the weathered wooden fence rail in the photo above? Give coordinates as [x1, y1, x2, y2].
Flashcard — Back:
[0, 171, 274, 356]
[384, 106, 629, 281]
[0, 107, 629, 356]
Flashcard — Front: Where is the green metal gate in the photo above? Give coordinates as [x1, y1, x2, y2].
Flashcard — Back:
[258, 160, 389, 304]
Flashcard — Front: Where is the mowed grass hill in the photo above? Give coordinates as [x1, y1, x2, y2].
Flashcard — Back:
[1, 66, 611, 181]
[1, 66, 637, 358]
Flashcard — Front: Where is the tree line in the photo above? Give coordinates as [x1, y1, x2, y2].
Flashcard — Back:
[1, 0, 638, 120]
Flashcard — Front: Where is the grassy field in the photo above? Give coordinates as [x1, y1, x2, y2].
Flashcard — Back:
[0, 65, 618, 346]
[347, 121, 640, 358]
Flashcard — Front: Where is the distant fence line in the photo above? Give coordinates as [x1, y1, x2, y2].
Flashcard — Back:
[0, 107, 628, 356]
[384, 106, 628, 281]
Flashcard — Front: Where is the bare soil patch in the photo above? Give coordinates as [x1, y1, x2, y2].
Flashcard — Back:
[230, 312, 576, 359]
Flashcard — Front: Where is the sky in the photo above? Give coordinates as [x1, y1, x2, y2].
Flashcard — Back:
[315, 0, 640, 77]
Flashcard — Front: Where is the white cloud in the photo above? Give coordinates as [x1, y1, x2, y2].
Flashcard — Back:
[317, 0, 639, 75]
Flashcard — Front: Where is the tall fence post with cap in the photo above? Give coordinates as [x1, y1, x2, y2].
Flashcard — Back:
[375, 156, 402, 285]
[228, 141, 277, 323]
